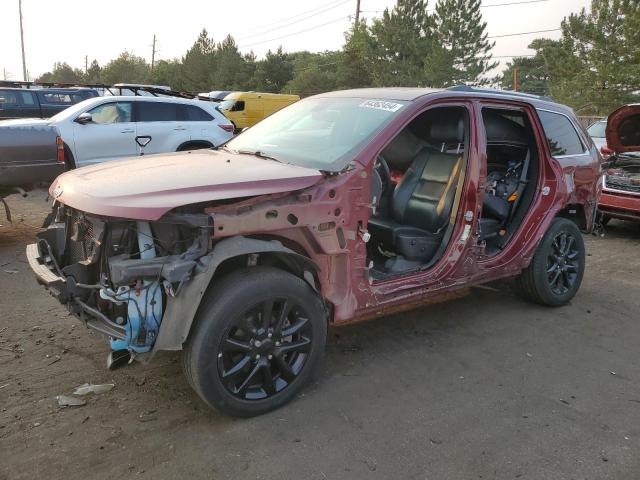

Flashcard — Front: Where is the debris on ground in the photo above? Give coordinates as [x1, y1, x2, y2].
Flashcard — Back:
[56, 395, 87, 407]
[3, 270, 19, 274]
[73, 383, 115, 395]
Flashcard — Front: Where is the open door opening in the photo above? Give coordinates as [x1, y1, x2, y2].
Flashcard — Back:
[479, 107, 540, 255]
[366, 105, 470, 278]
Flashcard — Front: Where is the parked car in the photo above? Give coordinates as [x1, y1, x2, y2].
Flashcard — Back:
[598, 104, 640, 224]
[197, 90, 232, 102]
[587, 118, 610, 152]
[0, 121, 65, 220]
[0, 87, 99, 119]
[218, 91, 299, 130]
[27, 87, 601, 417]
[7, 95, 234, 168]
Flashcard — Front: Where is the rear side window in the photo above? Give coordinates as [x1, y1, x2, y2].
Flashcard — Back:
[41, 93, 73, 104]
[537, 110, 585, 156]
[137, 102, 178, 122]
[19, 91, 36, 105]
[179, 104, 214, 121]
[0, 90, 19, 104]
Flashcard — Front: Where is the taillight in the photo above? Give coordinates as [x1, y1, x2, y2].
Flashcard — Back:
[600, 145, 613, 156]
[218, 124, 235, 133]
[56, 136, 65, 164]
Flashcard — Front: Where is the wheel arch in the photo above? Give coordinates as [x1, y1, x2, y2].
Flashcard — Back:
[176, 140, 214, 151]
[152, 236, 321, 353]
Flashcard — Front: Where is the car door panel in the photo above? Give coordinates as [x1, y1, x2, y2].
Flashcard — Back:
[72, 101, 137, 166]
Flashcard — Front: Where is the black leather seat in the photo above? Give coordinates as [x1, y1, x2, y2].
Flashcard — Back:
[369, 119, 464, 264]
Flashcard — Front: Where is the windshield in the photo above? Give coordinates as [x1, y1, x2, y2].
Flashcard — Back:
[588, 120, 607, 138]
[219, 99, 236, 111]
[225, 97, 408, 171]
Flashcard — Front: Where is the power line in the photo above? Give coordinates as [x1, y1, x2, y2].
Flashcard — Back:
[236, 0, 351, 41]
[488, 28, 560, 39]
[360, 0, 551, 14]
[239, 15, 352, 49]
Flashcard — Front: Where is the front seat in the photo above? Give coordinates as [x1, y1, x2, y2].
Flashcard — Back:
[368, 118, 465, 267]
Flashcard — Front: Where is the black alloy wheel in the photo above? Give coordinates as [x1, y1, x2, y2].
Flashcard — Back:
[546, 231, 580, 296]
[183, 267, 326, 417]
[515, 217, 585, 306]
[219, 298, 313, 400]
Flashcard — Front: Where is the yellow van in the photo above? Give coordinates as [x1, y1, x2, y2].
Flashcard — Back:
[218, 92, 300, 130]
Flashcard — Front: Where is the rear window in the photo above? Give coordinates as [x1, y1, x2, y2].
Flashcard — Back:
[137, 102, 178, 122]
[19, 91, 36, 105]
[537, 110, 585, 156]
[180, 104, 214, 121]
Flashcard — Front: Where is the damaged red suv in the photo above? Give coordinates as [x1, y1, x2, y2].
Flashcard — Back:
[598, 104, 640, 224]
[27, 87, 601, 416]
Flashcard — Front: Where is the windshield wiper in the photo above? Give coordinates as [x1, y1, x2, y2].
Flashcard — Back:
[235, 149, 284, 163]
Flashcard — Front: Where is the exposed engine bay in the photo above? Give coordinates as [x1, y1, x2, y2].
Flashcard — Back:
[34, 205, 211, 362]
[604, 154, 640, 194]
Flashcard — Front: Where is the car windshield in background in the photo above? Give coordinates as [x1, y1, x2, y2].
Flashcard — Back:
[219, 99, 235, 110]
[588, 121, 606, 138]
[225, 97, 408, 171]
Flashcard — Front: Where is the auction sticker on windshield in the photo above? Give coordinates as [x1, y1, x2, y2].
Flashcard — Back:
[359, 100, 404, 112]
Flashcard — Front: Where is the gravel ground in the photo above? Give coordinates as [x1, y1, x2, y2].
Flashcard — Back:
[1, 190, 640, 480]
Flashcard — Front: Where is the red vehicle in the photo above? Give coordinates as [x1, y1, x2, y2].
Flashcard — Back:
[27, 87, 601, 416]
[598, 104, 640, 224]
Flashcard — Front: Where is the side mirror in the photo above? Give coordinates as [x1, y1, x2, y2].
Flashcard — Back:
[75, 112, 93, 125]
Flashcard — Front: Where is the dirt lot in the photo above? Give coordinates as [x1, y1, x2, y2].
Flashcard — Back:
[1, 190, 640, 480]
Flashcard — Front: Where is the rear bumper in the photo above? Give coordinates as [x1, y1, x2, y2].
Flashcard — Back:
[0, 163, 64, 188]
[599, 191, 640, 222]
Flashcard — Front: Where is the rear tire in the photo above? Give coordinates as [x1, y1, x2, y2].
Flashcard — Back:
[183, 267, 327, 417]
[515, 217, 585, 306]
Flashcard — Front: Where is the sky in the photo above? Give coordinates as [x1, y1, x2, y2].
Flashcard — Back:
[0, 0, 592, 82]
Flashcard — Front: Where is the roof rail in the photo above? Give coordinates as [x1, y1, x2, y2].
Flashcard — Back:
[0, 80, 199, 99]
[447, 85, 554, 103]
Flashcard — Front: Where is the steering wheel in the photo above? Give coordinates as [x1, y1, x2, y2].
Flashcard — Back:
[374, 154, 392, 196]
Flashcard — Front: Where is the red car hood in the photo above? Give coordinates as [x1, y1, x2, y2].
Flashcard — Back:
[50, 149, 322, 220]
[606, 104, 640, 153]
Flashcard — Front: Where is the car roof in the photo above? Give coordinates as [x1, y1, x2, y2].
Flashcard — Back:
[93, 95, 206, 105]
[0, 87, 96, 93]
[315, 86, 572, 113]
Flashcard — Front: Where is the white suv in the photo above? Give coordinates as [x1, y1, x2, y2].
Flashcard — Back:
[46, 96, 234, 167]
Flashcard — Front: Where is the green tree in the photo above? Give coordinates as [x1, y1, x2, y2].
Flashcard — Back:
[181, 29, 216, 91]
[213, 35, 252, 90]
[101, 52, 150, 84]
[37, 62, 84, 83]
[150, 59, 184, 90]
[337, 22, 374, 89]
[368, 0, 435, 86]
[425, 0, 497, 86]
[252, 47, 294, 92]
[531, 0, 640, 114]
[285, 51, 341, 95]
[498, 53, 549, 95]
[85, 60, 102, 84]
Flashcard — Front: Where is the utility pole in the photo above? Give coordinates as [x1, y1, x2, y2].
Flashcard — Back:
[151, 34, 156, 71]
[512, 67, 519, 92]
[18, 0, 27, 81]
[355, 0, 361, 25]
[85, 55, 88, 74]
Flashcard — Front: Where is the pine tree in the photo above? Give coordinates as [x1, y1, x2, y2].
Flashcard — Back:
[426, 0, 497, 87]
[530, 0, 640, 114]
[498, 54, 549, 95]
[251, 47, 294, 93]
[337, 22, 374, 89]
[181, 29, 216, 91]
[369, 0, 435, 86]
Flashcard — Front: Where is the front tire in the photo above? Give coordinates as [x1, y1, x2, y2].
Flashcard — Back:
[515, 217, 585, 306]
[183, 267, 327, 417]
